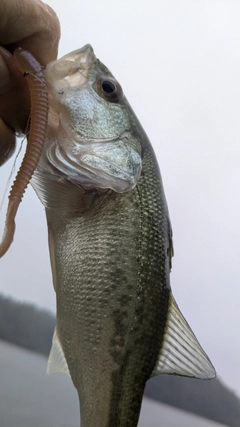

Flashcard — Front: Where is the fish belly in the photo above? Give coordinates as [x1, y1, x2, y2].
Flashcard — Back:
[47, 175, 170, 427]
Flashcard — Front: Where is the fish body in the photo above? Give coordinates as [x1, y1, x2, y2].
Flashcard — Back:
[31, 45, 215, 427]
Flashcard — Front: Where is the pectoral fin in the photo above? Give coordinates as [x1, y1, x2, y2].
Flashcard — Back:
[152, 295, 216, 379]
[47, 328, 70, 376]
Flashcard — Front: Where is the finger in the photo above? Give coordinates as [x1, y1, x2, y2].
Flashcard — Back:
[0, 48, 30, 133]
[0, 117, 16, 166]
[0, 0, 60, 65]
[0, 49, 11, 92]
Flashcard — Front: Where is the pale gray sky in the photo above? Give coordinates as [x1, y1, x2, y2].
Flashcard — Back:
[0, 0, 240, 398]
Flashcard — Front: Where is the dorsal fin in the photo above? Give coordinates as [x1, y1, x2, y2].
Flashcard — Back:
[152, 295, 216, 379]
[47, 328, 70, 376]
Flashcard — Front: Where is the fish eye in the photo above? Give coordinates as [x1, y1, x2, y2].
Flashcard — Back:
[102, 80, 116, 94]
[94, 77, 122, 102]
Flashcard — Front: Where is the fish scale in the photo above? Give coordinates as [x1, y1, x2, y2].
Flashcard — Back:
[44, 140, 171, 426]
[31, 45, 215, 427]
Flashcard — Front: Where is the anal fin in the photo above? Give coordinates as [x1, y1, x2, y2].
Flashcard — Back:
[47, 328, 70, 376]
[152, 294, 216, 379]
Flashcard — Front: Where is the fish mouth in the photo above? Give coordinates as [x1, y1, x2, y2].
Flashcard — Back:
[44, 44, 96, 93]
[58, 44, 96, 71]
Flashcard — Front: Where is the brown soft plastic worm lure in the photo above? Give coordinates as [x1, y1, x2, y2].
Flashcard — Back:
[0, 48, 48, 257]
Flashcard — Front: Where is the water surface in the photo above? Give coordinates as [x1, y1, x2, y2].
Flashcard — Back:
[0, 340, 228, 427]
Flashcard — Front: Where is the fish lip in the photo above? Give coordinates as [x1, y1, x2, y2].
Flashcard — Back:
[58, 44, 96, 70]
[44, 44, 96, 94]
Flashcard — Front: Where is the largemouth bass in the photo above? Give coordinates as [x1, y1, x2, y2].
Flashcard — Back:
[31, 45, 215, 427]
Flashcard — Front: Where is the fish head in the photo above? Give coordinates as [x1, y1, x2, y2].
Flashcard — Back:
[41, 45, 142, 193]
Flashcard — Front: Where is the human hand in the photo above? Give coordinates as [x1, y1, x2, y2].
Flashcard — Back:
[0, 0, 60, 165]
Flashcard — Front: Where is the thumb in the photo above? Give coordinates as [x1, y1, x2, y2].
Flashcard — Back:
[0, 51, 11, 94]
[0, 117, 16, 166]
[0, 50, 17, 165]
[0, 47, 30, 134]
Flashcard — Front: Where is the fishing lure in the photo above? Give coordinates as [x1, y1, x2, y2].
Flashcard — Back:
[0, 48, 48, 257]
